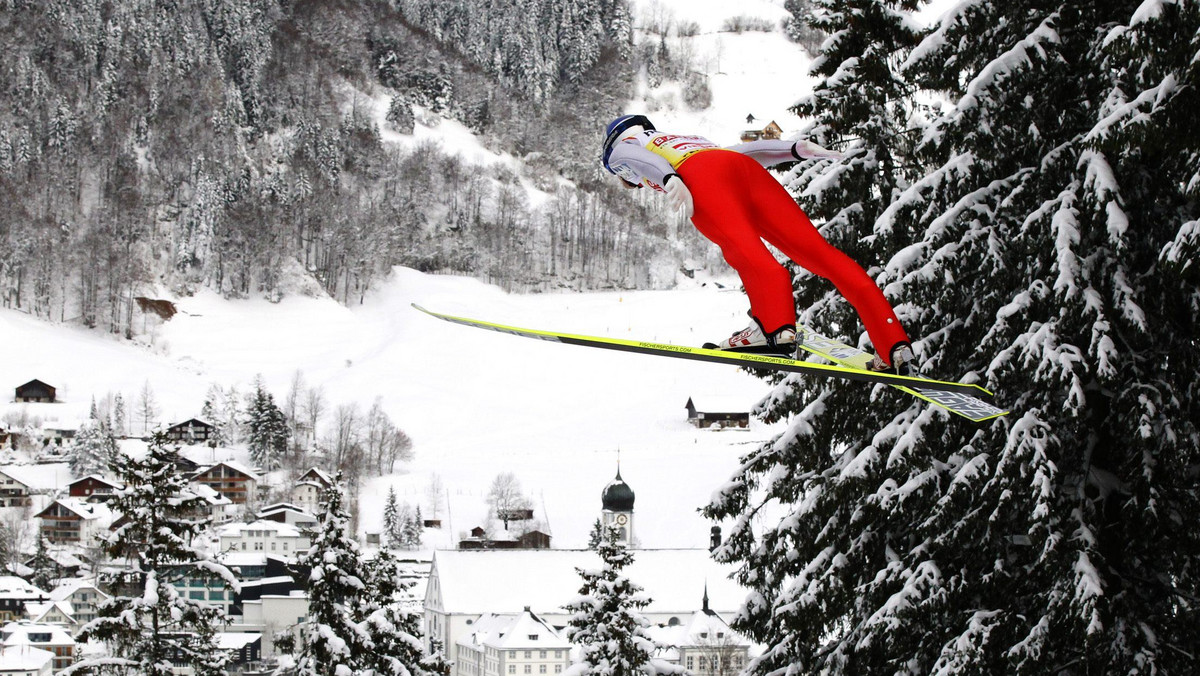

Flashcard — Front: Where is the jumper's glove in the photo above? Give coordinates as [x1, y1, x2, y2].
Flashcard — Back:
[663, 174, 694, 219]
[791, 139, 843, 161]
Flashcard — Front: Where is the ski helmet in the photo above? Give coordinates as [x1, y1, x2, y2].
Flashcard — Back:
[602, 114, 655, 173]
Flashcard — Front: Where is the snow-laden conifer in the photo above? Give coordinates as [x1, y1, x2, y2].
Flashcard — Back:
[71, 433, 238, 675]
[298, 474, 428, 676]
[563, 526, 659, 676]
[706, 0, 1199, 673]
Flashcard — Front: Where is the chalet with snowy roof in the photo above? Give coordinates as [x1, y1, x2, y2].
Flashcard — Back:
[290, 467, 333, 513]
[0, 470, 33, 509]
[67, 475, 121, 502]
[423, 549, 746, 658]
[256, 503, 318, 530]
[0, 579, 47, 623]
[1, 621, 75, 672]
[48, 581, 107, 627]
[645, 589, 754, 674]
[21, 600, 76, 633]
[218, 520, 310, 557]
[13, 381, 55, 404]
[35, 499, 111, 546]
[457, 529, 551, 551]
[20, 550, 83, 580]
[738, 119, 783, 143]
[685, 396, 750, 430]
[0, 644, 54, 675]
[192, 461, 259, 505]
[453, 609, 572, 676]
[165, 418, 216, 445]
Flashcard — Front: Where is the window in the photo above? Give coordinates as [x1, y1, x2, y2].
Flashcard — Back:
[699, 658, 707, 671]
[510, 651, 516, 659]
[529, 635, 539, 641]
[509, 667, 515, 674]
[525, 667, 531, 674]
[555, 667, 562, 674]
[686, 657, 694, 670]
[524, 652, 531, 659]
[555, 651, 562, 659]
[539, 651, 546, 658]
[540, 666, 546, 673]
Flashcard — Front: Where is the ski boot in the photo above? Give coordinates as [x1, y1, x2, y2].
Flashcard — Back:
[703, 317, 797, 357]
[866, 342, 916, 376]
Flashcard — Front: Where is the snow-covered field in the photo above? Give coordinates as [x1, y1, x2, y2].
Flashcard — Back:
[0, 268, 785, 550]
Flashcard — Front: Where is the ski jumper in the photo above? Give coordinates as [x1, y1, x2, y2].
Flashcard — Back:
[606, 130, 910, 360]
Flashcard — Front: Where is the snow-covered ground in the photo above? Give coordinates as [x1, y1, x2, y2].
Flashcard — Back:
[0, 268, 784, 550]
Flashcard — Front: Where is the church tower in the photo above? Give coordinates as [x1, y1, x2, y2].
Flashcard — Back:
[601, 467, 635, 547]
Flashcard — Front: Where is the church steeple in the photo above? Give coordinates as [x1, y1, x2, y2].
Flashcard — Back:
[600, 462, 634, 547]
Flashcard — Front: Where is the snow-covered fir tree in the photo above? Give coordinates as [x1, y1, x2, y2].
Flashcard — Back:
[358, 548, 427, 676]
[297, 474, 369, 674]
[75, 433, 237, 675]
[298, 474, 427, 676]
[383, 485, 402, 550]
[563, 526, 657, 676]
[27, 536, 55, 591]
[706, 1, 1200, 673]
[69, 418, 118, 478]
[246, 377, 288, 471]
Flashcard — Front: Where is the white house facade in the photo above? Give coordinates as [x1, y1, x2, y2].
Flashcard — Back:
[218, 520, 310, 556]
[453, 610, 572, 676]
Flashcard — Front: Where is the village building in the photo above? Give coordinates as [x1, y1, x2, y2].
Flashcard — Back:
[47, 581, 108, 627]
[215, 632, 263, 670]
[0, 471, 33, 509]
[192, 461, 259, 505]
[21, 600, 76, 633]
[256, 503, 318, 530]
[188, 483, 237, 524]
[600, 469, 635, 547]
[290, 468, 334, 513]
[738, 119, 783, 143]
[165, 418, 217, 445]
[13, 381, 55, 404]
[20, 550, 83, 581]
[217, 520, 310, 557]
[645, 590, 754, 675]
[67, 475, 121, 502]
[35, 499, 112, 546]
[234, 592, 309, 659]
[453, 609, 572, 676]
[423, 549, 744, 659]
[0, 621, 75, 672]
[0, 644, 54, 675]
[684, 397, 751, 430]
[0, 579, 47, 624]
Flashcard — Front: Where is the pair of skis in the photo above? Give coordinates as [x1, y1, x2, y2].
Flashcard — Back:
[412, 304, 1008, 422]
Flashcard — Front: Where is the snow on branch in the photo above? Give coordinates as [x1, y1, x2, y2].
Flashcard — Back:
[956, 17, 1062, 113]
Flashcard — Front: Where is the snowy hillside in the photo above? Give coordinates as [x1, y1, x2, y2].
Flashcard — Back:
[0, 268, 784, 549]
[627, 0, 815, 141]
[0, 0, 812, 551]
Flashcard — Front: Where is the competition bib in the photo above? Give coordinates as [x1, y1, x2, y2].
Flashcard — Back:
[642, 132, 720, 168]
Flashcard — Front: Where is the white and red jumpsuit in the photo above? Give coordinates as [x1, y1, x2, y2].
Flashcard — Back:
[606, 130, 910, 362]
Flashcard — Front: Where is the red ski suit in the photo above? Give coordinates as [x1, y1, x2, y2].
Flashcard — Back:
[606, 131, 910, 360]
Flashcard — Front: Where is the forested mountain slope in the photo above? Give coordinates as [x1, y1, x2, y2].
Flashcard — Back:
[1, 0, 740, 336]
